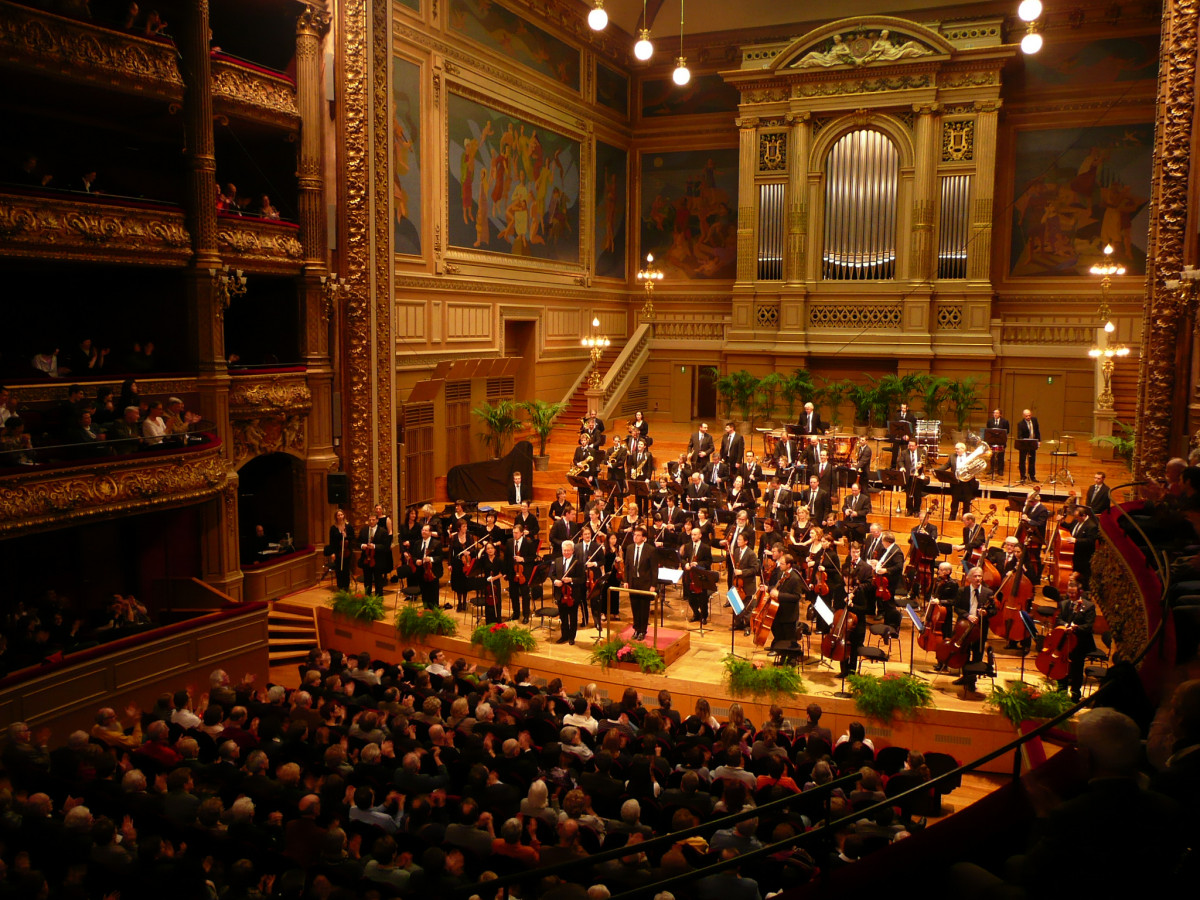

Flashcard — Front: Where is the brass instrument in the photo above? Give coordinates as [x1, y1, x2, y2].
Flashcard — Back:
[605, 444, 627, 467]
[631, 453, 650, 480]
[957, 443, 992, 482]
[567, 453, 594, 477]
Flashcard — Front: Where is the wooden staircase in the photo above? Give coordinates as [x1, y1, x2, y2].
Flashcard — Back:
[267, 601, 320, 664]
[563, 345, 621, 422]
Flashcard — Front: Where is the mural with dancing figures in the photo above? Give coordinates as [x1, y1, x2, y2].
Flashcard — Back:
[1010, 123, 1152, 277]
[596, 63, 629, 118]
[594, 141, 627, 279]
[392, 56, 422, 256]
[448, 0, 580, 91]
[640, 149, 738, 279]
[447, 93, 581, 263]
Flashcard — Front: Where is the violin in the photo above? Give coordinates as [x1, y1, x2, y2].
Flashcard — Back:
[423, 557, 437, 582]
[872, 554, 893, 605]
[561, 580, 575, 608]
[514, 538, 540, 585]
[361, 542, 375, 570]
[459, 537, 484, 577]
[814, 558, 830, 596]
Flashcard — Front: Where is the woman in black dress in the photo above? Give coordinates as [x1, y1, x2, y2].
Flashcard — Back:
[395, 507, 421, 580]
[327, 509, 355, 591]
[478, 541, 506, 624]
[603, 531, 622, 620]
[448, 519, 476, 612]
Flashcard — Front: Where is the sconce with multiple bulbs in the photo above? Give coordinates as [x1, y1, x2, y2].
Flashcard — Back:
[636, 252, 663, 320]
[210, 265, 247, 318]
[1089, 243, 1125, 329]
[1087, 242, 1130, 411]
[581, 317, 611, 390]
[320, 272, 346, 320]
[1018, 0, 1043, 54]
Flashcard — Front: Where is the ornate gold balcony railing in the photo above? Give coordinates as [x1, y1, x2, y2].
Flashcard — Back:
[0, 435, 230, 538]
[0, 189, 191, 266]
[228, 372, 313, 465]
[211, 54, 300, 130]
[0, 2, 184, 101]
[217, 213, 304, 273]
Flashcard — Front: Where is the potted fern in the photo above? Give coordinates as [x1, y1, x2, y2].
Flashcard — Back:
[946, 376, 986, 442]
[472, 399, 522, 459]
[780, 368, 817, 421]
[1091, 419, 1135, 470]
[520, 399, 567, 472]
[847, 673, 933, 720]
[756, 372, 786, 427]
[707, 368, 760, 432]
[817, 377, 853, 428]
[919, 375, 951, 424]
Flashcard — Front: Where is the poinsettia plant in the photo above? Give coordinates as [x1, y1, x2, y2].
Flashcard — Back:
[470, 621, 536, 664]
[590, 638, 666, 674]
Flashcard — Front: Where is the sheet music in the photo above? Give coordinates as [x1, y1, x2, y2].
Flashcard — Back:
[905, 603, 924, 632]
[727, 588, 745, 616]
[813, 597, 833, 625]
[658, 567, 684, 584]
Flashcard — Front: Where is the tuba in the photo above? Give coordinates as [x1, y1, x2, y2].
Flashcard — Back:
[567, 453, 594, 477]
[958, 443, 992, 482]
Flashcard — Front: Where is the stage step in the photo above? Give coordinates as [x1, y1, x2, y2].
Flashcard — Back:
[268, 601, 319, 660]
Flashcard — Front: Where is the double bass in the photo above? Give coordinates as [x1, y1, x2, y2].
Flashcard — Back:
[822, 581, 858, 662]
[1043, 510, 1077, 595]
[990, 539, 1036, 643]
[904, 503, 939, 599]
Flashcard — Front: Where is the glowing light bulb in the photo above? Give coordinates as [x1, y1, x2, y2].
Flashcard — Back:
[587, 2, 607, 31]
[634, 28, 653, 61]
[1018, 0, 1043, 22]
[673, 57, 691, 85]
[1021, 31, 1043, 54]
[1104, 321, 1115, 333]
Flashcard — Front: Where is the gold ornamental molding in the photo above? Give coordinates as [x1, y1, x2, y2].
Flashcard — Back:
[1000, 323, 1093, 345]
[217, 218, 304, 272]
[10, 377, 198, 405]
[0, 191, 191, 266]
[0, 2, 184, 101]
[228, 374, 313, 416]
[0, 444, 228, 538]
[231, 416, 307, 464]
[211, 58, 301, 129]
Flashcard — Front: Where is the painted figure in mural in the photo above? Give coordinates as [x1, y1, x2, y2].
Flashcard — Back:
[602, 169, 618, 254]
[460, 119, 494, 224]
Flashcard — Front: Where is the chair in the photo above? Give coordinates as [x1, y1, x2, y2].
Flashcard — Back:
[857, 644, 889, 673]
[868, 623, 900, 661]
[1083, 648, 1110, 696]
[533, 601, 559, 638]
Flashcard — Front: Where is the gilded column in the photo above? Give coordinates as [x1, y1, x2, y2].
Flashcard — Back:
[785, 112, 810, 284]
[1134, 0, 1198, 478]
[966, 101, 999, 282]
[910, 104, 938, 282]
[735, 116, 758, 284]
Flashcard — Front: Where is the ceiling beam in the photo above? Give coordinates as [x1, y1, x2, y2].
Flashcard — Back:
[641, 0, 667, 32]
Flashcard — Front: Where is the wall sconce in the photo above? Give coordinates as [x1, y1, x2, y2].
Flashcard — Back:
[581, 316, 611, 390]
[320, 272, 346, 320]
[1018, 0, 1043, 53]
[636, 253, 663, 320]
[210, 265, 247, 318]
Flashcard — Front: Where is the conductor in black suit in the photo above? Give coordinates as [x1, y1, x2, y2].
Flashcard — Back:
[797, 402, 825, 435]
[986, 409, 1010, 477]
[622, 526, 656, 640]
[508, 470, 530, 505]
[551, 540, 583, 645]
[358, 511, 393, 596]
[414, 523, 443, 609]
[687, 422, 715, 469]
[719, 421, 744, 468]
[1085, 472, 1111, 515]
[839, 482, 872, 544]
[771, 554, 805, 645]
[1017, 409, 1041, 482]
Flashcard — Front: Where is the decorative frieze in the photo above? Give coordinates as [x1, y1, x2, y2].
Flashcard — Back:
[808, 304, 902, 329]
[211, 58, 300, 128]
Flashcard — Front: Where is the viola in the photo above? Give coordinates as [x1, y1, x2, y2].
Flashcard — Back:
[423, 558, 437, 582]
[814, 561, 830, 596]
[514, 538, 540, 586]
[873, 562, 893, 605]
[362, 542, 375, 570]
[561, 579, 575, 608]
[1035, 624, 1077, 681]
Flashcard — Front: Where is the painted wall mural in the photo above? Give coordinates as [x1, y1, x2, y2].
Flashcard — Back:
[594, 141, 626, 279]
[1019, 35, 1159, 90]
[392, 56, 422, 256]
[596, 63, 629, 118]
[448, 0, 581, 91]
[447, 93, 581, 263]
[640, 73, 739, 118]
[1010, 123, 1152, 277]
[639, 149, 737, 280]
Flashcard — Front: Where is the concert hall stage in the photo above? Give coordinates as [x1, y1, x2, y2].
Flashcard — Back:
[275, 580, 1072, 776]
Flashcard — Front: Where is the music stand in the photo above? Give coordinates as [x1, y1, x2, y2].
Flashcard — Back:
[880, 468, 906, 528]
[904, 603, 923, 676]
[726, 587, 746, 658]
[687, 566, 721, 636]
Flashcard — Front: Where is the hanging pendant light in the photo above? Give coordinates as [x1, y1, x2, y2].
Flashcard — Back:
[587, 0, 608, 32]
[633, 0, 653, 60]
[673, 0, 690, 85]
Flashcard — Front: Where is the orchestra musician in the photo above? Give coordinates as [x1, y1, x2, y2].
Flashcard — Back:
[629, 410, 649, 440]
[580, 411, 606, 447]
[478, 541, 506, 624]
[686, 422, 715, 469]
[870, 532, 904, 627]
[759, 518, 784, 560]
[605, 441, 628, 500]
[397, 507, 420, 564]
[585, 506, 607, 542]
[548, 506, 576, 558]
[661, 493, 686, 545]
[776, 433, 802, 477]
[1016, 408, 1041, 483]
[719, 421, 744, 469]
[986, 409, 1010, 478]
[1054, 580, 1096, 701]
[740, 451, 765, 496]
[414, 523, 444, 609]
[685, 471, 711, 513]
[1069, 507, 1100, 581]
[721, 509, 755, 584]
[603, 532, 623, 620]
[327, 509, 356, 592]
[549, 488, 571, 521]
[897, 439, 926, 515]
[703, 455, 731, 491]
[571, 433, 598, 509]
[506, 523, 536, 623]
[480, 510, 505, 547]
[891, 401, 920, 460]
[840, 482, 872, 545]
[907, 515, 939, 603]
[358, 509, 393, 597]
[622, 526, 656, 641]
[771, 553, 805, 645]
[798, 475, 831, 527]
[862, 522, 885, 560]
[763, 476, 794, 530]
[952, 567, 995, 696]
[841, 542, 875, 594]
[508, 471, 529, 505]
[668, 451, 690, 486]
[694, 507, 716, 544]
[853, 436, 873, 491]
[551, 540, 583, 645]
[730, 530, 760, 635]
[797, 402, 826, 435]
[806, 525, 842, 603]
[726, 475, 755, 524]
[834, 567, 872, 677]
[514, 500, 539, 538]
[953, 512, 986, 563]
[449, 519, 476, 612]
[931, 561, 960, 645]
[576, 524, 603, 630]
[997, 535, 1037, 582]
[680, 526, 713, 624]
[939, 442, 977, 521]
[629, 438, 655, 515]
[1086, 471, 1111, 515]
[447, 500, 471, 535]
[1021, 490, 1050, 553]
[808, 450, 836, 494]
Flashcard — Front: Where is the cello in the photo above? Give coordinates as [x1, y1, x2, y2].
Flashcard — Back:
[917, 569, 953, 653]
[904, 503, 939, 600]
[965, 505, 999, 568]
[936, 610, 983, 671]
[822, 580, 858, 662]
[751, 572, 780, 647]
[990, 539, 1036, 643]
[1035, 622, 1077, 681]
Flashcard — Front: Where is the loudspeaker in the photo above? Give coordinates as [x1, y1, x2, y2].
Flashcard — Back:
[327, 473, 350, 505]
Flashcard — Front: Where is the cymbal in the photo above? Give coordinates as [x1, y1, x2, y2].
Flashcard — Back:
[1043, 439, 1059, 446]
